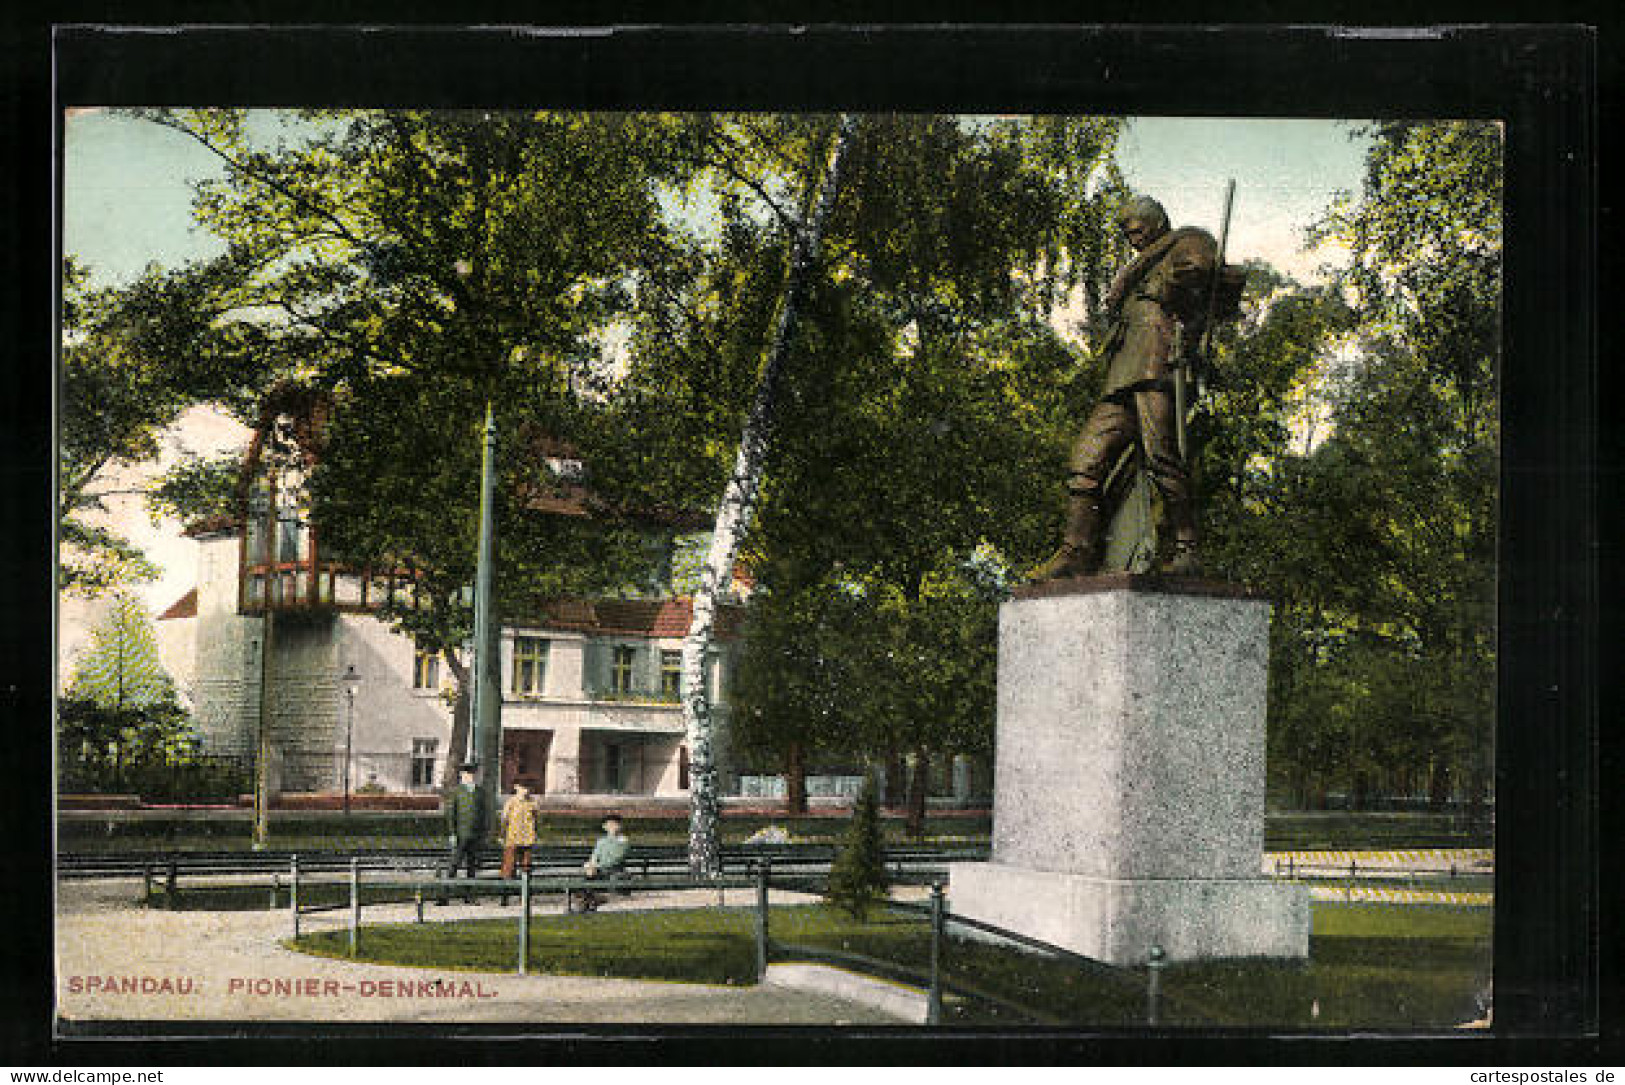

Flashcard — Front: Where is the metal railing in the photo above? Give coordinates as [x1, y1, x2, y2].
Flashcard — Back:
[750, 861, 1173, 1026]
[72, 842, 1492, 888]
[58, 753, 254, 802]
[1269, 854, 1491, 880]
[62, 842, 990, 881]
[124, 848, 1189, 1026]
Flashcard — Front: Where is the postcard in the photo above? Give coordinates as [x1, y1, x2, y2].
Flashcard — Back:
[46, 23, 1594, 1048]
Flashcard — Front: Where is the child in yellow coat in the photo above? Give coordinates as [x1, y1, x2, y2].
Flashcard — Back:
[499, 783, 540, 880]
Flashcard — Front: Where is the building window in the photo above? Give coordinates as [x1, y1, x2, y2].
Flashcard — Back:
[412, 646, 439, 690]
[513, 636, 549, 696]
[611, 646, 636, 695]
[277, 515, 301, 562]
[679, 744, 690, 791]
[410, 738, 438, 789]
[660, 650, 682, 701]
[604, 742, 624, 793]
[245, 484, 273, 566]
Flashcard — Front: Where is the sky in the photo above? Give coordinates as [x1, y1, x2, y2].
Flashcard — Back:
[1114, 116, 1365, 282]
[57, 110, 1372, 661]
[64, 111, 1368, 287]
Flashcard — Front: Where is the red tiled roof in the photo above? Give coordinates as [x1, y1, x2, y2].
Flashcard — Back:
[157, 588, 198, 620]
[528, 597, 744, 640]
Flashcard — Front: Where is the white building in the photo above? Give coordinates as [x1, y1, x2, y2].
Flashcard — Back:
[157, 386, 742, 803]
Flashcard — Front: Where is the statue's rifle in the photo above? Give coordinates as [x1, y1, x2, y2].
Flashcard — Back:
[1174, 178, 1236, 464]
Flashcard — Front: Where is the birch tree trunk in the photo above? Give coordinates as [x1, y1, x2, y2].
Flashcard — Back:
[683, 114, 858, 875]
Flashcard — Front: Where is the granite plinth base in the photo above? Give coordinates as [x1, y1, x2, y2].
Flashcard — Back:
[991, 580, 1275, 881]
[949, 860, 1309, 967]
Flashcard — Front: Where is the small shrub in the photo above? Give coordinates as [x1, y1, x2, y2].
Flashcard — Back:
[825, 775, 888, 918]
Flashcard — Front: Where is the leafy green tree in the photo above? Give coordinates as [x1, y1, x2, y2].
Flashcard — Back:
[307, 376, 660, 777]
[710, 116, 1122, 829]
[137, 108, 698, 788]
[59, 254, 265, 593]
[727, 571, 869, 813]
[1233, 121, 1500, 809]
[876, 560, 1000, 836]
[672, 114, 858, 875]
[757, 115, 1122, 582]
[727, 553, 1000, 824]
[1314, 122, 1497, 809]
[144, 451, 244, 526]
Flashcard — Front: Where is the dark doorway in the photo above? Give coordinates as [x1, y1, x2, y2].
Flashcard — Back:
[502, 730, 551, 794]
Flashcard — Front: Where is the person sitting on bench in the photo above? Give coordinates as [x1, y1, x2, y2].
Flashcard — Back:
[578, 813, 629, 912]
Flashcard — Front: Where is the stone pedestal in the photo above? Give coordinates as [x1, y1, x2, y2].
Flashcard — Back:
[949, 575, 1308, 966]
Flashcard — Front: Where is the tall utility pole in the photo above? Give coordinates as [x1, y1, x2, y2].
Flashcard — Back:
[469, 401, 503, 825]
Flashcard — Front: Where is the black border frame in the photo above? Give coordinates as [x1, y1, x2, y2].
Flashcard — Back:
[3, 18, 1605, 1065]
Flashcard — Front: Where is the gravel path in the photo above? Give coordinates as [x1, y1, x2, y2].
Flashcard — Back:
[55, 878, 911, 1026]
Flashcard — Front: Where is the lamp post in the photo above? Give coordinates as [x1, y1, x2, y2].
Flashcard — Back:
[342, 664, 361, 816]
[252, 625, 273, 851]
[470, 401, 503, 827]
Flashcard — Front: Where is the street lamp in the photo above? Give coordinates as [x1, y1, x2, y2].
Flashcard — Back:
[342, 664, 362, 816]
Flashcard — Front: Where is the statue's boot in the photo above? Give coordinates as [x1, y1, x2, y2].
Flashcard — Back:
[1028, 491, 1103, 581]
[1159, 496, 1202, 577]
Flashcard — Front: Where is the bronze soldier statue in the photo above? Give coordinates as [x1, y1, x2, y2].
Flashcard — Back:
[1034, 194, 1242, 580]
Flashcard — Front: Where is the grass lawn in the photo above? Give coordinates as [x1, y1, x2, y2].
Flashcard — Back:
[1155, 904, 1491, 1028]
[293, 905, 766, 984]
[287, 900, 1490, 1029]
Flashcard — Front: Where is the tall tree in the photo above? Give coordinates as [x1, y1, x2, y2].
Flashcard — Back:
[679, 113, 859, 876]
[1239, 121, 1501, 808]
[139, 108, 695, 788]
[731, 116, 1123, 824]
[1328, 122, 1497, 809]
[620, 116, 1126, 832]
[662, 114, 1113, 857]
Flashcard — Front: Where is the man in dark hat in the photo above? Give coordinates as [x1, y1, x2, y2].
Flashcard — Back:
[1034, 194, 1237, 579]
[439, 761, 486, 904]
[577, 813, 630, 913]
